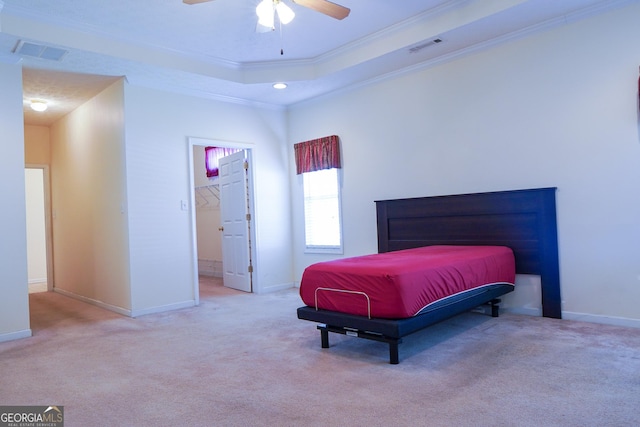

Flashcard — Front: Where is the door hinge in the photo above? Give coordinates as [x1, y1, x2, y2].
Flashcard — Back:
[243, 160, 249, 170]
[248, 265, 253, 273]
[246, 213, 251, 221]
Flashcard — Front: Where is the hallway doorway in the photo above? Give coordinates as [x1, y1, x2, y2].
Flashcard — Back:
[24, 166, 53, 294]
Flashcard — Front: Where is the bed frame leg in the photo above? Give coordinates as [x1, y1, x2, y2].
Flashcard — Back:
[389, 341, 400, 365]
[490, 299, 501, 317]
[320, 327, 330, 348]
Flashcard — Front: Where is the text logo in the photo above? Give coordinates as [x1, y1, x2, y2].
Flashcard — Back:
[0, 406, 64, 427]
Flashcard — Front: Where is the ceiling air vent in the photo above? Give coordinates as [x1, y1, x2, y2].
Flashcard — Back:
[409, 38, 443, 54]
[13, 40, 68, 61]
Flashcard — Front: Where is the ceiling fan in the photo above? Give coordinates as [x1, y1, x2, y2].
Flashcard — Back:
[182, 0, 351, 21]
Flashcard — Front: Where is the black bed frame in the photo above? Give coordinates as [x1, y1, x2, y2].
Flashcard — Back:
[297, 187, 560, 364]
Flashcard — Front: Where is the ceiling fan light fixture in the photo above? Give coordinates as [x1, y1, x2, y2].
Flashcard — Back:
[273, 82, 287, 89]
[30, 100, 48, 112]
[276, 2, 295, 25]
[256, 0, 275, 28]
[256, 0, 295, 29]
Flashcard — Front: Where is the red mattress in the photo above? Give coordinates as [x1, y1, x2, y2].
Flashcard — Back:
[299, 245, 515, 319]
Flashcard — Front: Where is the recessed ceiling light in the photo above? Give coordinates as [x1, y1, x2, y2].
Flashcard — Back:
[30, 100, 48, 112]
[273, 83, 287, 90]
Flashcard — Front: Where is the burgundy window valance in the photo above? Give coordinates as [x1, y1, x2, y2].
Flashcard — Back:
[294, 135, 341, 175]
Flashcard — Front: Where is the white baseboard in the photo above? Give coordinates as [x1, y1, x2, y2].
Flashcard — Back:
[130, 300, 196, 318]
[0, 329, 32, 343]
[54, 288, 132, 317]
[198, 259, 223, 277]
[503, 307, 542, 317]
[28, 281, 48, 293]
[53, 288, 197, 318]
[199, 272, 223, 278]
[255, 282, 294, 294]
[562, 311, 640, 329]
[504, 307, 640, 329]
[53, 288, 196, 317]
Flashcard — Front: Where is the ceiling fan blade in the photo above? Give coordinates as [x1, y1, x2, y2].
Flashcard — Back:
[183, 0, 214, 5]
[292, 0, 350, 20]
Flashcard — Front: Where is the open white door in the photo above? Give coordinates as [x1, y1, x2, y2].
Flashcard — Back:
[218, 150, 252, 292]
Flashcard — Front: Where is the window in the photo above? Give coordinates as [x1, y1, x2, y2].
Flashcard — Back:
[204, 146, 241, 178]
[294, 135, 342, 253]
[303, 168, 343, 253]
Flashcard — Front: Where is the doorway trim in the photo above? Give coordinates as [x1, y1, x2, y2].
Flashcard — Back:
[25, 164, 54, 292]
[187, 137, 257, 305]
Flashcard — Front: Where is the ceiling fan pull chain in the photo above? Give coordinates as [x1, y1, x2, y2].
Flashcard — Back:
[279, 19, 284, 55]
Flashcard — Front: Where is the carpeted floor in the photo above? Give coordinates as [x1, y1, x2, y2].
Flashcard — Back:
[1, 277, 639, 427]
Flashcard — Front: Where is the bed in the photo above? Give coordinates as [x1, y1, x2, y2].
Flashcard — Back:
[297, 187, 560, 364]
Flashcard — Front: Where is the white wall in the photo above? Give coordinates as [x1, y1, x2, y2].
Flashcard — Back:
[123, 84, 293, 315]
[0, 58, 31, 342]
[288, 3, 640, 324]
[50, 79, 131, 313]
[24, 125, 51, 165]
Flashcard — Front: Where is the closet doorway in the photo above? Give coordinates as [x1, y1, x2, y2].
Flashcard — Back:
[188, 138, 256, 304]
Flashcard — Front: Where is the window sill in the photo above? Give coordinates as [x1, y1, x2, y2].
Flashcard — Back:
[304, 246, 343, 255]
